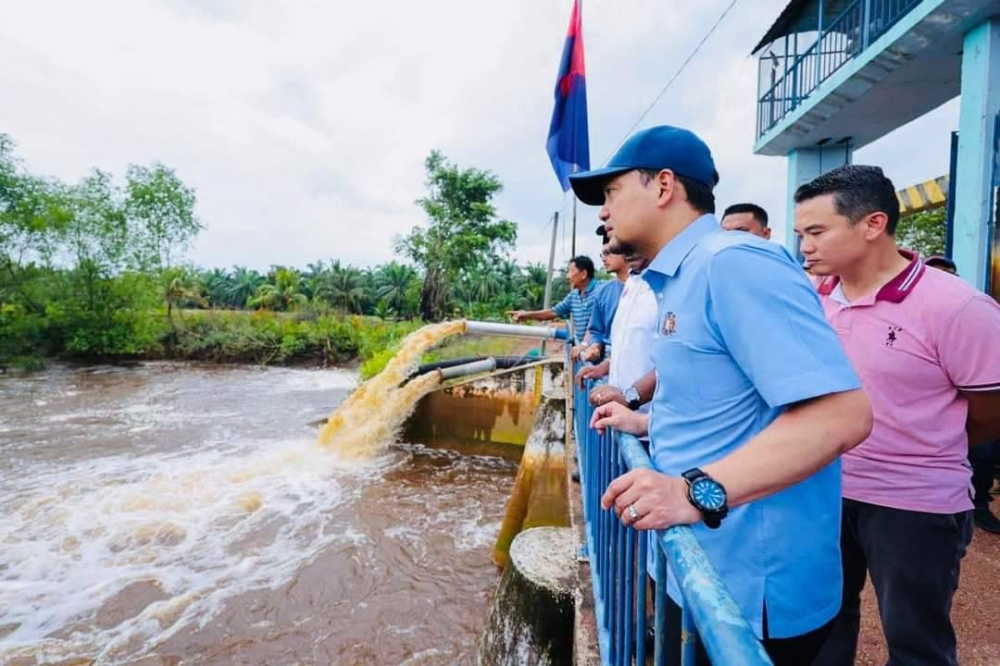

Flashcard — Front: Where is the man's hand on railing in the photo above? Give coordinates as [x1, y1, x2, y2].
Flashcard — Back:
[580, 343, 602, 363]
[601, 469, 701, 530]
[590, 401, 649, 436]
[589, 384, 624, 407]
[575, 360, 609, 388]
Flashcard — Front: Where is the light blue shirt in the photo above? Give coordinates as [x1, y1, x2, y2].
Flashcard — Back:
[586, 279, 625, 354]
[642, 215, 861, 639]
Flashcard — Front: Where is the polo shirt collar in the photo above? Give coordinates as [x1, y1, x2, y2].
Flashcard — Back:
[816, 250, 925, 303]
[576, 278, 596, 296]
[647, 214, 719, 277]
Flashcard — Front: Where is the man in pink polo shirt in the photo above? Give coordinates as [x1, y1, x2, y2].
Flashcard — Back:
[795, 165, 1000, 666]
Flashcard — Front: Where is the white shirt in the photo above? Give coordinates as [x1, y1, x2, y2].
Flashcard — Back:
[609, 273, 658, 412]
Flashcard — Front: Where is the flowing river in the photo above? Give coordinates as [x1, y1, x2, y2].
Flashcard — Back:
[0, 361, 516, 665]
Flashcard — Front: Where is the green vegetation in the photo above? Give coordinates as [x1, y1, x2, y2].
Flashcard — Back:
[0, 135, 570, 371]
[897, 207, 946, 258]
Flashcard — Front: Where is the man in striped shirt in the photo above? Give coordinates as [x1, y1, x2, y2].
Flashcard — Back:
[509, 255, 597, 346]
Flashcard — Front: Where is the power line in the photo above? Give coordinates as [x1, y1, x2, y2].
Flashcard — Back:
[604, 0, 741, 160]
[526, 215, 554, 248]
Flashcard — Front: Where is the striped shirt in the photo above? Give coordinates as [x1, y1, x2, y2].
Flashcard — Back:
[552, 279, 597, 343]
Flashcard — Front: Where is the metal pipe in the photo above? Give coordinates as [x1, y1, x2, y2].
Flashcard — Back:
[436, 357, 497, 381]
[463, 320, 569, 341]
[414, 355, 539, 378]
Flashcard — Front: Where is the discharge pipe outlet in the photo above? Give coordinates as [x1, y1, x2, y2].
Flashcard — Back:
[436, 357, 498, 381]
[463, 321, 569, 341]
[415, 355, 538, 377]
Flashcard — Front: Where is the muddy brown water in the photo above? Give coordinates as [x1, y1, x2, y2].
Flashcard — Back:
[0, 362, 517, 665]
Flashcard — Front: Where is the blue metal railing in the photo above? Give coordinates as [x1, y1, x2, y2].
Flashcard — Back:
[571, 356, 772, 665]
[756, 0, 921, 138]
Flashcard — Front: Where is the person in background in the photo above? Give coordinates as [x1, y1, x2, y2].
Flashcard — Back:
[721, 203, 771, 240]
[795, 165, 1000, 665]
[509, 255, 597, 347]
[571, 124, 872, 665]
[925, 254, 957, 274]
[578, 225, 628, 363]
[576, 248, 657, 417]
[925, 254, 1000, 533]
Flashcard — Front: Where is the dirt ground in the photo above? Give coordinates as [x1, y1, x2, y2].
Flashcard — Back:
[855, 524, 1000, 665]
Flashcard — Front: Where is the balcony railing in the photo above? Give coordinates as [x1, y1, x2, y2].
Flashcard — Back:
[571, 356, 772, 665]
[757, 0, 922, 139]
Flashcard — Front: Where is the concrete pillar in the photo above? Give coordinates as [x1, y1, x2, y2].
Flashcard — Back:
[785, 144, 853, 258]
[952, 19, 1000, 290]
[478, 527, 577, 666]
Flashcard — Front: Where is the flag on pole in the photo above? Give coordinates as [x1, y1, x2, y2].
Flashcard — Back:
[546, 0, 590, 192]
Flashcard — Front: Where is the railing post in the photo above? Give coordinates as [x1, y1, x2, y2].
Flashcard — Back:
[816, 0, 824, 91]
[782, 33, 790, 115]
[862, 0, 872, 50]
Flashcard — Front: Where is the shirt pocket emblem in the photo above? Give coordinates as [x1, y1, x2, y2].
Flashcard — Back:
[662, 311, 677, 336]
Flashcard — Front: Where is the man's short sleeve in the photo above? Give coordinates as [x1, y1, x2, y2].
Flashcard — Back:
[552, 293, 573, 319]
[938, 293, 1000, 393]
[587, 284, 611, 344]
[707, 244, 861, 408]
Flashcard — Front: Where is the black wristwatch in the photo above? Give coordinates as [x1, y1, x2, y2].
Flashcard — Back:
[681, 468, 729, 529]
[623, 386, 642, 410]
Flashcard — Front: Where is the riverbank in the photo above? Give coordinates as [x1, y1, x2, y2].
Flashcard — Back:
[4, 309, 538, 378]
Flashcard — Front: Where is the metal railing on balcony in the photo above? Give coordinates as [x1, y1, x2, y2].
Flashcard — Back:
[571, 357, 772, 665]
[756, 0, 922, 139]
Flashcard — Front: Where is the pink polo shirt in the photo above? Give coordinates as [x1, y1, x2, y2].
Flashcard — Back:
[817, 251, 1000, 514]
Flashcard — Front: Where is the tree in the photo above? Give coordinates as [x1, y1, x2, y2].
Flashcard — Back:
[374, 261, 418, 319]
[229, 266, 265, 307]
[395, 151, 517, 321]
[164, 266, 206, 336]
[313, 261, 366, 314]
[249, 267, 308, 311]
[124, 163, 201, 271]
[896, 207, 947, 258]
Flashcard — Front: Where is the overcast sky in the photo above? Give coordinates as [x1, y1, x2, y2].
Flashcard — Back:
[0, 0, 959, 271]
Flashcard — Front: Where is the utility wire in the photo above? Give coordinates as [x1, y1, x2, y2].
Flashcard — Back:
[604, 0, 741, 160]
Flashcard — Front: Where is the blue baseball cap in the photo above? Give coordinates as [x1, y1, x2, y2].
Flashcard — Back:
[568, 125, 717, 206]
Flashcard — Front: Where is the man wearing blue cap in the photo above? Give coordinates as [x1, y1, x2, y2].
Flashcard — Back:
[578, 125, 873, 664]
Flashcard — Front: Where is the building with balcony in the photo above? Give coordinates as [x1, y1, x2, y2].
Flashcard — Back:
[752, 0, 1000, 294]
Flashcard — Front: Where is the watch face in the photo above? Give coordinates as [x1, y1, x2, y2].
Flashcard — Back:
[691, 478, 726, 511]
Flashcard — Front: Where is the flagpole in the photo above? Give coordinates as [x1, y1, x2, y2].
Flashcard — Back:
[543, 211, 559, 312]
[542, 210, 559, 355]
[571, 197, 577, 257]
[572, 0, 582, 258]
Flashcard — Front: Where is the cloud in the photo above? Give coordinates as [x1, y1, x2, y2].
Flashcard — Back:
[0, 0, 958, 271]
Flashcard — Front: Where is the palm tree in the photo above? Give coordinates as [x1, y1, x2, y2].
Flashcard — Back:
[199, 267, 231, 307]
[301, 260, 326, 301]
[164, 269, 206, 335]
[375, 262, 418, 318]
[248, 267, 308, 311]
[229, 266, 265, 308]
[315, 262, 365, 314]
[522, 262, 550, 310]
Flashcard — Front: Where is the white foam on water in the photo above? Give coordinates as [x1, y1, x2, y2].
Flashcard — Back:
[0, 434, 387, 664]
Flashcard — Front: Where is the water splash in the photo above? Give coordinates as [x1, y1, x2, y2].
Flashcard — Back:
[0, 322, 476, 664]
[316, 320, 466, 457]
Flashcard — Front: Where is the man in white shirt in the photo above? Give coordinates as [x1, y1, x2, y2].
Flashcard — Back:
[576, 252, 657, 413]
